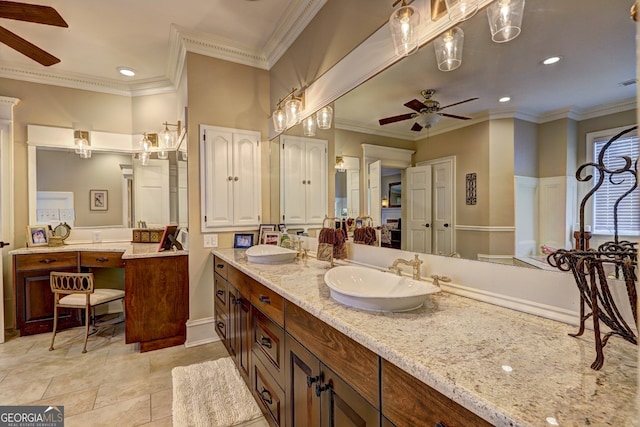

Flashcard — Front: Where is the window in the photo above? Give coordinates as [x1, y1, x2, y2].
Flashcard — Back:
[587, 126, 639, 236]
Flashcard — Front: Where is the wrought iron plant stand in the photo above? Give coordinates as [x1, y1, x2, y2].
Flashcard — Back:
[547, 126, 638, 370]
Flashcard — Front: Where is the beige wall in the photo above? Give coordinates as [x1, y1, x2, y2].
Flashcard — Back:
[514, 119, 538, 177]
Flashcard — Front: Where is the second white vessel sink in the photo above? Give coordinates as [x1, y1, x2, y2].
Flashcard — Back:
[323, 265, 440, 312]
[246, 244, 298, 264]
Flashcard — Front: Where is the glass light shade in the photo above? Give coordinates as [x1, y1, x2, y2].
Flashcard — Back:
[273, 107, 286, 132]
[303, 115, 316, 136]
[486, 0, 525, 43]
[417, 113, 441, 129]
[335, 156, 345, 172]
[140, 151, 150, 166]
[434, 27, 464, 72]
[285, 97, 302, 127]
[444, 0, 478, 22]
[79, 148, 91, 159]
[381, 197, 389, 208]
[161, 128, 175, 148]
[140, 134, 151, 152]
[157, 150, 168, 160]
[316, 106, 333, 130]
[389, 5, 420, 57]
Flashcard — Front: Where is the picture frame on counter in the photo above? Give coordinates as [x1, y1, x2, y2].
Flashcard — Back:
[263, 231, 281, 246]
[26, 225, 49, 247]
[258, 224, 276, 244]
[234, 233, 254, 249]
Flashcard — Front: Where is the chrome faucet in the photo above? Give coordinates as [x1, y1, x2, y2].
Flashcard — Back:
[389, 254, 423, 280]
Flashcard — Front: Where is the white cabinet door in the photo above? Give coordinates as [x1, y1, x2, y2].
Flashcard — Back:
[200, 125, 261, 230]
[281, 136, 327, 225]
[134, 158, 170, 228]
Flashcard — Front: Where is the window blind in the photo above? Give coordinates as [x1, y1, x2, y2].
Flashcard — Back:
[592, 135, 639, 236]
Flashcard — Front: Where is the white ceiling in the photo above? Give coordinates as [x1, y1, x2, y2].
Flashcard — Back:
[0, 0, 325, 95]
[334, 0, 638, 140]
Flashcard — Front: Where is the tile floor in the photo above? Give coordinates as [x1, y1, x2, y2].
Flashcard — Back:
[0, 323, 231, 426]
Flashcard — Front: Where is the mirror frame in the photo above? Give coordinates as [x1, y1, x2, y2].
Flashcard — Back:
[388, 182, 401, 208]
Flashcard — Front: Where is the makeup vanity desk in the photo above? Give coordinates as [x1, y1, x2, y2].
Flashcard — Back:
[10, 243, 189, 352]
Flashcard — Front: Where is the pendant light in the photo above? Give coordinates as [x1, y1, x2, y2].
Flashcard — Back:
[486, 0, 525, 43]
[444, 0, 478, 22]
[389, 0, 420, 57]
[303, 115, 316, 136]
[316, 106, 333, 130]
[285, 95, 302, 127]
[434, 27, 464, 71]
[272, 105, 286, 133]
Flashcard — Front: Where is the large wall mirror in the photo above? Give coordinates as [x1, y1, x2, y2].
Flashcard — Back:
[272, 0, 636, 267]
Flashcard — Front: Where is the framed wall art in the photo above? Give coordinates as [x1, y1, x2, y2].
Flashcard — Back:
[90, 189, 108, 211]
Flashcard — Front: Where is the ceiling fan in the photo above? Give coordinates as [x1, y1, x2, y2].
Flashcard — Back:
[0, 0, 68, 66]
[378, 89, 478, 132]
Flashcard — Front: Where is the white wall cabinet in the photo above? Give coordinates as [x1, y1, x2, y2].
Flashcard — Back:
[280, 135, 327, 225]
[200, 125, 261, 231]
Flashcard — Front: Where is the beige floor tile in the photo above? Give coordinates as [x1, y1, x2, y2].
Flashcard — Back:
[26, 386, 99, 417]
[0, 377, 51, 405]
[150, 388, 172, 420]
[140, 415, 172, 427]
[64, 394, 151, 427]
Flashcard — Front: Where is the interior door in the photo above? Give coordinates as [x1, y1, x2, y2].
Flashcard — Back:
[0, 120, 10, 343]
[134, 158, 170, 227]
[431, 159, 454, 255]
[405, 165, 432, 253]
[368, 160, 381, 226]
[346, 169, 360, 218]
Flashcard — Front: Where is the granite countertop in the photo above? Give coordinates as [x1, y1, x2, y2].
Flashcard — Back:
[212, 248, 637, 427]
[9, 242, 188, 259]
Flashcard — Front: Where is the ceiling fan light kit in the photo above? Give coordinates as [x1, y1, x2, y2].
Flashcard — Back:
[434, 27, 464, 71]
[389, 0, 420, 57]
[444, 0, 479, 22]
[486, 0, 525, 43]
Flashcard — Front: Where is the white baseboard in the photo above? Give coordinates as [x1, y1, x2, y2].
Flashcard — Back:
[185, 316, 220, 348]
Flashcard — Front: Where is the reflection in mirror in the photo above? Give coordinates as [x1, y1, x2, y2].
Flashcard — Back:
[334, 155, 360, 218]
[388, 182, 401, 208]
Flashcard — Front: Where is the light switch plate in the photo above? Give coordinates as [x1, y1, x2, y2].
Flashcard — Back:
[203, 234, 218, 248]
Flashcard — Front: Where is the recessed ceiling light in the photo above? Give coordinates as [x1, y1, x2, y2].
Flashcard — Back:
[542, 56, 562, 65]
[117, 66, 136, 77]
[499, 96, 511, 103]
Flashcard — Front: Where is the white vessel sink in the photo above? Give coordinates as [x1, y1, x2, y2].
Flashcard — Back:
[324, 265, 440, 312]
[246, 244, 298, 264]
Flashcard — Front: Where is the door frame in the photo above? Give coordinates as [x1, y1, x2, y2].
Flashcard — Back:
[417, 156, 456, 255]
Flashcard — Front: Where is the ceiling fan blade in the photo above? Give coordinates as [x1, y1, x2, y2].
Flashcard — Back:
[440, 112, 471, 120]
[438, 97, 479, 110]
[0, 1, 68, 27]
[411, 122, 423, 132]
[0, 25, 60, 66]
[379, 113, 415, 125]
[404, 99, 427, 112]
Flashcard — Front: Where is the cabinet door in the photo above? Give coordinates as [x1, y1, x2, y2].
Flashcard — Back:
[319, 363, 379, 427]
[233, 132, 261, 226]
[304, 140, 327, 224]
[281, 136, 307, 224]
[230, 286, 252, 385]
[200, 125, 234, 229]
[285, 334, 321, 427]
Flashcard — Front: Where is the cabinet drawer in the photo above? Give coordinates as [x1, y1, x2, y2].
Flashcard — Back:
[80, 251, 124, 268]
[253, 357, 285, 427]
[213, 256, 228, 279]
[15, 252, 78, 271]
[214, 310, 228, 343]
[214, 273, 228, 311]
[382, 360, 492, 427]
[252, 306, 285, 385]
[251, 280, 284, 327]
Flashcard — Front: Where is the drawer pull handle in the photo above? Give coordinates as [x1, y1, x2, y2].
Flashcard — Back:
[315, 382, 332, 397]
[306, 375, 320, 388]
[232, 297, 242, 306]
[96, 257, 109, 262]
[216, 321, 225, 329]
[38, 258, 57, 264]
[259, 387, 273, 405]
[259, 336, 272, 348]
[216, 289, 224, 297]
[258, 295, 271, 304]
[216, 263, 224, 269]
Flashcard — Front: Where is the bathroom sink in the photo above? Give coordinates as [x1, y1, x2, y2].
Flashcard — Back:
[323, 265, 440, 312]
[246, 244, 298, 264]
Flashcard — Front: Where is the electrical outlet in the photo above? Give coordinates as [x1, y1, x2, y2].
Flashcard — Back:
[203, 234, 218, 248]
[59, 209, 75, 222]
[36, 209, 59, 222]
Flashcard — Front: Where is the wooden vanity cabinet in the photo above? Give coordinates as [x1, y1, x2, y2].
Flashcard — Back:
[382, 360, 492, 427]
[13, 252, 80, 336]
[124, 254, 188, 352]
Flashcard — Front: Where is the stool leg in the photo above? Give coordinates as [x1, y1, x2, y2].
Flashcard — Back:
[82, 305, 90, 354]
[49, 303, 58, 351]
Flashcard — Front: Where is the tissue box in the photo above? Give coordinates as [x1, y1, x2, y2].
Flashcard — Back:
[132, 228, 164, 243]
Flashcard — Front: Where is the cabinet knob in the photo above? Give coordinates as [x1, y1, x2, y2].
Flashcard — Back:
[306, 375, 320, 388]
[258, 295, 271, 304]
[307, 180, 311, 185]
[38, 258, 57, 264]
[302, 180, 306, 184]
[228, 176, 233, 181]
[260, 387, 273, 405]
[259, 335, 272, 348]
[216, 321, 224, 329]
[234, 176, 239, 181]
[435, 423, 448, 427]
[423, 224, 430, 228]
[216, 263, 224, 269]
[96, 257, 109, 262]
[315, 382, 332, 397]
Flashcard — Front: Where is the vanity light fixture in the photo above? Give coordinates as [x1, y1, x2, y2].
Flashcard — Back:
[389, 0, 420, 57]
[272, 88, 303, 132]
[381, 196, 389, 208]
[140, 132, 158, 153]
[434, 27, 464, 71]
[444, 0, 478, 22]
[74, 130, 91, 159]
[161, 121, 181, 149]
[316, 105, 333, 130]
[486, 0, 525, 43]
[335, 156, 346, 172]
[302, 115, 316, 136]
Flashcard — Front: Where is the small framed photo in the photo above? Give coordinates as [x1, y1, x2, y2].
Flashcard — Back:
[26, 225, 49, 247]
[90, 189, 108, 211]
[263, 231, 281, 246]
[259, 224, 276, 244]
[234, 233, 254, 249]
[277, 223, 287, 232]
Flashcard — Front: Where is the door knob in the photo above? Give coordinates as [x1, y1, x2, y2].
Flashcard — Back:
[444, 223, 449, 228]
[423, 224, 430, 228]
[0, 241, 10, 248]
